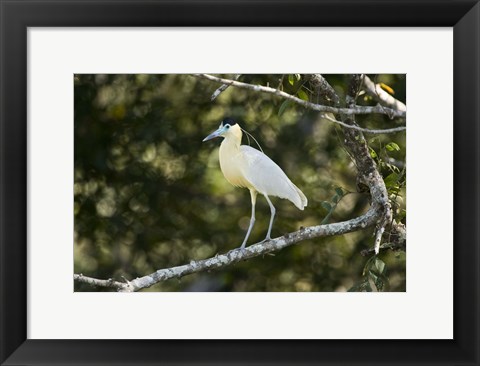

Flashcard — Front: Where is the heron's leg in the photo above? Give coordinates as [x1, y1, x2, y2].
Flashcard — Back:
[263, 194, 276, 241]
[239, 189, 257, 249]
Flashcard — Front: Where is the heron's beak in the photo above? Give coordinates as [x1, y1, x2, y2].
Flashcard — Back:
[202, 127, 224, 142]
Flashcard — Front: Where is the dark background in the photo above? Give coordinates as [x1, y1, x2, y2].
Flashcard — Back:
[74, 74, 406, 292]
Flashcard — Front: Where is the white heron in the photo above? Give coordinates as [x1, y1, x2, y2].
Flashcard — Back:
[203, 118, 307, 250]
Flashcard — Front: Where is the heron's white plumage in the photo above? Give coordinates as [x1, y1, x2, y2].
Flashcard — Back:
[217, 124, 307, 209]
[203, 120, 307, 249]
[238, 145, 307, 209]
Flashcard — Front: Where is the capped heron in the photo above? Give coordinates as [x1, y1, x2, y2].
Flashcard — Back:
[203, 118, 307, 250]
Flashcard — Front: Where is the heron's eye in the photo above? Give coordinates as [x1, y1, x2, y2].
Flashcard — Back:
[225, 124, 230, 129]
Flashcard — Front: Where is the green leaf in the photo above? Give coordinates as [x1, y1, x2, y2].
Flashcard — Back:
[295, 73, 301, 81]
[297, 90, 309, 101]
[335, 187, 344, 197]
[321, 201, 332, 211]
[278, 100, 291, 116]
[386, 142, 400, 152]
[369, 147, 377, 158]
[374, 258, 386, 274]
[388, 187, 401, 195]
[369, 263, 389, 292]
[386, 163, 400, 173]
[288, 74, 295, 85]
[363, 256, 376, 276]
[397, 209, 407, 221]
[384, 173, 399, 188]
[368, 271, 378, 283]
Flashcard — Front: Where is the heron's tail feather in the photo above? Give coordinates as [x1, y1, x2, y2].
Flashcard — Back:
[290, 183, 308, 210]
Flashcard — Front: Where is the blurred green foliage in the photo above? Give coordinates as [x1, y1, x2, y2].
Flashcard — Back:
[74, 74, 406, 292]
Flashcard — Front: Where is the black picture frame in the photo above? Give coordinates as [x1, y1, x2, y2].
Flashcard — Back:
[1, 1, 479, 365]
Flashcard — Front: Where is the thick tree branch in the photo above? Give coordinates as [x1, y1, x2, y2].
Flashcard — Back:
[343, 75, 393, 254]
[307, 74, 402, 255]
[74, 208, 380, 292]
[304, 74, 341, 106]
[194, 74, 407, 121]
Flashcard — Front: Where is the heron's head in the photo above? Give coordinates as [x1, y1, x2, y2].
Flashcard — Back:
[202, 117, 242, 142]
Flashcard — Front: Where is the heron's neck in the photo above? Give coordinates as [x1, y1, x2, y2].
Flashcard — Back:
[221, 131, 242, 151]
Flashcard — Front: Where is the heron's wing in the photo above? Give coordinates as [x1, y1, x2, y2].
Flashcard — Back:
[239, 146, 307, 209]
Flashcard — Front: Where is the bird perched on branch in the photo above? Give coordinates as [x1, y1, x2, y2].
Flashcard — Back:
[203, 117, 307, 250]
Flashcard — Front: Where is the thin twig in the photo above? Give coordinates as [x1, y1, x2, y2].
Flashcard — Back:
[320, 113, 405, 134]
[210, 74, 241, 101]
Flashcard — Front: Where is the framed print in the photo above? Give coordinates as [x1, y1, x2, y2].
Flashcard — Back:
[1, 0, 479, 365]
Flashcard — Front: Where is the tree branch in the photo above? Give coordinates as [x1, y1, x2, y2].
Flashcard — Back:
[194, 74, 407, 121]
[363, 75, 407, 112]
[311, 74, 406, 255]
[210, 73, 241, 101]
[73, 274, 125, 289]
[320, 113, 406, 135]
[74, 208, 380, 292]
[301, 74, 407, 134]
[304, 74, 341, 106]
[342, 75, 393, 255]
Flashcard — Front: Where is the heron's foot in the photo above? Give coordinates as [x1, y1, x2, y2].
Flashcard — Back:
[261, 236, 272, 243]
[227, 244, 247, 256]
